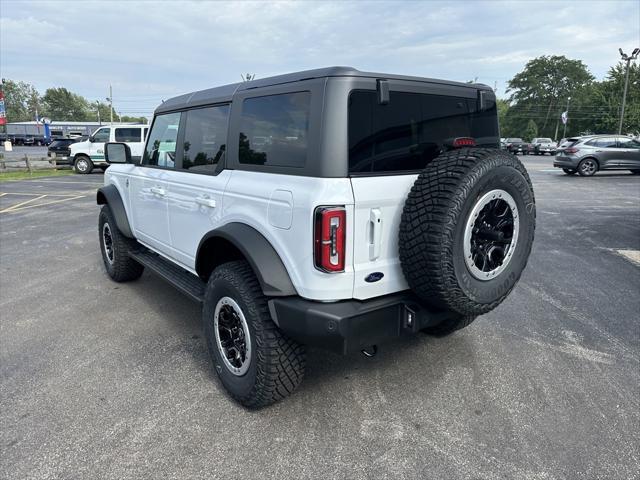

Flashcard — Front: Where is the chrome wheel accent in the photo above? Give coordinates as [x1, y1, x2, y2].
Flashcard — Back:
[214, 296, 251, 376]
[76, 158, 89, 172]
[580, 159, 597, 175]
[463, 189, 519, 281]
[102, 222, 115, 265]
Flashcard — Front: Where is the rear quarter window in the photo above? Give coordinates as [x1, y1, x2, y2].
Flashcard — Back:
[238, 91, 311, 168]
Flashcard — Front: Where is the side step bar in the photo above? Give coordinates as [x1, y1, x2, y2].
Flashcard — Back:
[129, 249, 206, 304]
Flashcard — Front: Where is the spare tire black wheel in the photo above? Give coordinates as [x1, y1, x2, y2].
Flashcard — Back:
[399, 148, 536, 316]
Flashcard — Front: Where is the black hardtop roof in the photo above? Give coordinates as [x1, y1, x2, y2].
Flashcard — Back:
[155, 66, 491, 114]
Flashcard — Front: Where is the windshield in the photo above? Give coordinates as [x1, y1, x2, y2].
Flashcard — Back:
[507, 138, 523, 142]
[539, 138, 553, 143]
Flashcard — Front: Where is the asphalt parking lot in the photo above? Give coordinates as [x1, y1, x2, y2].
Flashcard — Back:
[1, 157, 639, 479]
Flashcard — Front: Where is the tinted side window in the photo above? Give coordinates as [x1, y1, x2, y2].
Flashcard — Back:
[348, 90, 498, 173]
[92, 128, 110, 142]
[238, 92, 310, 168]
[618, 138, 640, 149]
[142, 112, 181, 168]
[182, 105, 230, 173]
[115, 128, 141, 142]
[596, 137, 618, 148]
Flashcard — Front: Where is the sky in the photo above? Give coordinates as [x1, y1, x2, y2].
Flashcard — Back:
[1, 0, 639, 117]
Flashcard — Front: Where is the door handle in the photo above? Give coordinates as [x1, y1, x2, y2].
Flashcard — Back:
[195, 197, 217, 208]
[369, 208, 382, 261]
[150, 186, 166, 196]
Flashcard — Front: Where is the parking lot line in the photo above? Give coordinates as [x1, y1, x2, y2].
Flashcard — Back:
[0, 194, 87, 213]
[11, 179, 103, 186]
[0, 191, 85, 198]
[0, 195, 48, 213]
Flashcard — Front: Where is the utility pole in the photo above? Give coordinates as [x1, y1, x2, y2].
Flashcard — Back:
[562, 96, 571, 139]
[96, 101, 101, 125]
[106, 85, 114, 125]
[618, 47, 639, 134]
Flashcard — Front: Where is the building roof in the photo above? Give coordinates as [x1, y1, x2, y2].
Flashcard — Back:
[155, 66, 490, 114]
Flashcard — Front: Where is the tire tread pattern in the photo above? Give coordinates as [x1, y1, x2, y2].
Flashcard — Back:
[207, 261, 305, 409]
[99, 205, 144, 282]
[399, 148, 535, 316]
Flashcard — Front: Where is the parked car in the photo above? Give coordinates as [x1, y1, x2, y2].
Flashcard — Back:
[529, 138, 556, 155]
[70, 124, 149, 174]
[554, 135, 640, 176]
[505, 138, 528, 155]
[47, 138, 79, 164]
[97, 66, 536, 408]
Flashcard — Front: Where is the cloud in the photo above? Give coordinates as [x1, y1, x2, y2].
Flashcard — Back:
[1, 0, 638, 115]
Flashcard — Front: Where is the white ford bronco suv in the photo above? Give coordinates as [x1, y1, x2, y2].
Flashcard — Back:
[97, 67, 535, 408]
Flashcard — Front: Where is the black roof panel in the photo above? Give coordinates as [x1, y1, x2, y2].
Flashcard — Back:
[154, 66, 490, 114]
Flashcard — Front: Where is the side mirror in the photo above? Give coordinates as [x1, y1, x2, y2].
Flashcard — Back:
[88, 135, 95, 143]
[104, 142, 132, 164]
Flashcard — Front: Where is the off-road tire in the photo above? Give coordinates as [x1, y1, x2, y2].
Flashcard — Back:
[399, 148, 536, 316]
[422, 314, 477, 337]
[203, 260, 305, 409]
[563, 168, 577, 175]
[98, 205, 144, 281]
[74, 155, 93, 174]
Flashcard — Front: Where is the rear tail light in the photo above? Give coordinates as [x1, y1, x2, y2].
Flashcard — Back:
[314, 206, 346, 272]
[565, 147, 580, 154]
[452, 137, 476, 148]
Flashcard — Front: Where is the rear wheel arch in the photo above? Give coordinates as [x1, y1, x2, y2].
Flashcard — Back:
[196, 223, 297, 297]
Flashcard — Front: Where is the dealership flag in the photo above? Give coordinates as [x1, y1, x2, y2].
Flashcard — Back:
[0, 89, 6, 126]
[561, 111, 568, 125]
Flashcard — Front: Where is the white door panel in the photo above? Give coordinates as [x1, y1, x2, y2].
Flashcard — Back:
[350, 175, 417, 299]
[129, 168, 172, 252]
[166, 170, 233, 268]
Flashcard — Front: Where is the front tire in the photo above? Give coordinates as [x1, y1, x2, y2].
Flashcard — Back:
[74, 155, 93, 174]
[203, 260, 305, 409]
[98, 205, 144, 281]
[399, 148, 536, 316]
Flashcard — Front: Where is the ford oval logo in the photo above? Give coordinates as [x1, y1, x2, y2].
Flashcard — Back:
[365, 272, 384, 283]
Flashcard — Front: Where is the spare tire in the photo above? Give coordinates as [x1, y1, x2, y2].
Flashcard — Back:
[399, 148, 535, 316]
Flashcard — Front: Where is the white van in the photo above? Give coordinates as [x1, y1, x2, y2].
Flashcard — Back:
[70, 124, 149, 174]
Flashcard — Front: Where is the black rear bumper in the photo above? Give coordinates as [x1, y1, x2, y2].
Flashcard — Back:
[268, 292, 457, 355]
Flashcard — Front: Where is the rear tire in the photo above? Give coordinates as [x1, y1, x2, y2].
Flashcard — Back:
[203, 260, 306, 409]
[74, 155, 93, 174]
[422, 314, 477, 337]
[98, 205, 144, 282]
[399, 148, 536, 316]
[578, 158, 598, 176]
[563, 168, 577, 175]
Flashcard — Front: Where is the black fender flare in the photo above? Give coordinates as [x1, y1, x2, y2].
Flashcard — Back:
[96, 184, 133, 238]
[196, 223, 297, 297]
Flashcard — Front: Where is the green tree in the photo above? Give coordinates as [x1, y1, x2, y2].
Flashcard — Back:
[523, 120, 538, 141]
[2, 79, 42, 122]
[506, 55, 594, 139]
[42, 87, 90, 121]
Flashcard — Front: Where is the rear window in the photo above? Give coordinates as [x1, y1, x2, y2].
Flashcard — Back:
[115, 128, 142, 142]
[506, 138, 523, 143]
[539, 138, 553, 143]
[348, 90, 499, 173]
[238, 91, 310, 168]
